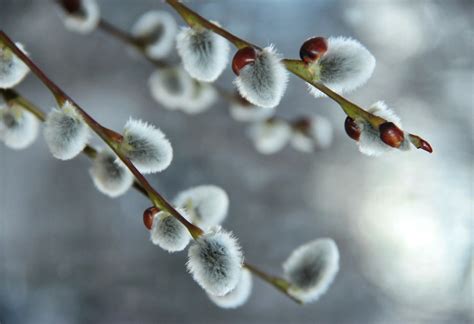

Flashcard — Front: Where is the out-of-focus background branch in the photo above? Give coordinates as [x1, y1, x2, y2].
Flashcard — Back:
[0, 0, 472, 323]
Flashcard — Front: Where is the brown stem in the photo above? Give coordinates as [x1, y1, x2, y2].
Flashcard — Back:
[97, 18, 169, 69]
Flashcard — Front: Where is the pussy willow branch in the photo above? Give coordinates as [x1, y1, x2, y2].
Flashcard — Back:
[0, 31, 202, 239]
[165, 0, 432, 152]
[0, 31, 301, 304]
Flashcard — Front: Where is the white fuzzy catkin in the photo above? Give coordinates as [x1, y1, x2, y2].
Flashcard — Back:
[174, 185, 229, 230]
[176, 23, 230, 82]
[308, 37, 375, 98]
[150, 208, 192, 252]
[248, 119, 291, 154]
[179, 82, 218, 114]
[89, 149, 134, 198]
[187, 229, 243, 296]
[208, 268, 252, 309]
[149, 66, 194, 110]
[60, 0, 100, 34]
[283, 238, 339, 303]
[0, 103, 39, 150]
[131, 10, 177, 60]
[357, 101, 410, 156]
[291, 115, 333, 153]
[43, 101, 90, 160]
[121, 118, 173, 174]
[229, 101, 274, 122]
[0, 43, 30, 89]
[234, 45, 288, 108]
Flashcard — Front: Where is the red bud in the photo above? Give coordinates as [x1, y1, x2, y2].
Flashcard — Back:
[300, 37, 328, 63]
[232, 47, 257, 76]
[143, 206, 160, 230]
[379, 122, 404, 148]
[344, 117, 361, 141]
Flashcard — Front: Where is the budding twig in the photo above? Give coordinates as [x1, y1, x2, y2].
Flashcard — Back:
[165, 0, 432, 153]
[0, 30, 202, 238]
[0, 31, 301, 304]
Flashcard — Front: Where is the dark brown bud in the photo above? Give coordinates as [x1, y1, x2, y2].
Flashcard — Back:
[344, 117, 361, 141]
[143, 206, 160, 230]
[379, 122, 404, 148]
[419, 139, 433, 153]
[232, 47, 257, 76]
[58, 0, 82, 14]
[300, 37, 328, 63]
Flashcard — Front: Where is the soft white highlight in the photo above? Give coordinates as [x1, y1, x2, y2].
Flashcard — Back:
[174, 185, 229, 230]
[308, 36, 375, 97]
[248, 119, 291, 154]
[0, 103, 39, 150]
[357, 101, 410, 156]
[150, 208, 191, 252]
[149, 66, 194, 110]
[43, 101, 90, 160]
[0, 43, 30, 89]
[180, 82, 218, 114]
[89, 149, 134, 198]
[121, 118, 173, 174]
[283, 238, 339, 303]
[234, 45, 289, 108]
[131, 10, 177, 60]
[187, 229, 243, 296]
[176, 23, 230, 82]
[229, 101, 274, 122]
[60, 0, 100, 34]
[208, 268, 252, 309]
[291, 115, 333, 153]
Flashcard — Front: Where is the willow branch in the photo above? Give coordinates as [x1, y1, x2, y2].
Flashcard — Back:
[0, 30, 203, 238]
[165, 0, 432, 153]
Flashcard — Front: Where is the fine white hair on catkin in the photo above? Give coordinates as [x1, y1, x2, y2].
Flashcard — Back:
[0, 103, 39, 150]
[187, 229, 243, 296]
[357, 101, 410, 156]
[308, 36, 375, 98]
[43, 101, 90, 160]
[89, 149, 134, 198]
[283, 238, 339, 303]
[150, 208, 192, 252]
[247, 119, 291, 154]
[131, 10, 178, 60]
[208, 268, 252, 309]
[229, 101, 274, 123]
[0, 43, 30, 89]
[179, 82, 218, 114]
[234, 45, 288, 108]
[59, 0, 100, 34]
[174, 185, 229, 230]
[291, 115, 333, 153]
[120, 118, 173, 174]
[176, 23, 230, 82]
[148, 66, 194, 110]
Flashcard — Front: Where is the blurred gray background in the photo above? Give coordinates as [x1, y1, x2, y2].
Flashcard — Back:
[0, 0, 472, 323]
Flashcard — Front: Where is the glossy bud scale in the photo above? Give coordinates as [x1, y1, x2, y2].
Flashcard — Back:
[232, 47, 257, 75]
[300, 37, 328, 63]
